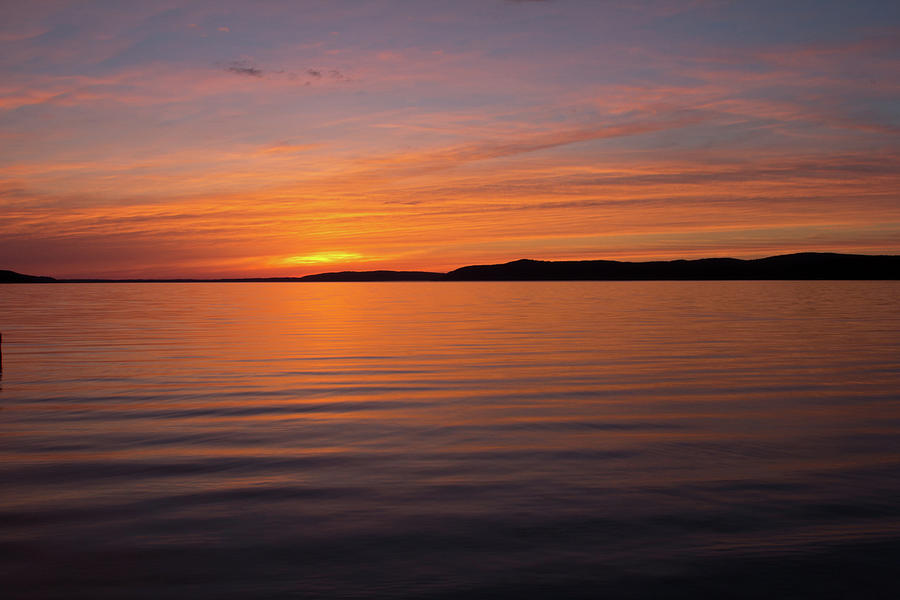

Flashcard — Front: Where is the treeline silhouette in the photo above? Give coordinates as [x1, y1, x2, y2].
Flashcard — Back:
[2, 253, 898, 283]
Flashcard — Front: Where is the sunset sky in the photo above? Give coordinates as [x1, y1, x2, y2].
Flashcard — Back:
[2, 0, 898, 278]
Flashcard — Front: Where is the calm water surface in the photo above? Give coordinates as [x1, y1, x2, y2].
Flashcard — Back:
[2, 281, 899, 599]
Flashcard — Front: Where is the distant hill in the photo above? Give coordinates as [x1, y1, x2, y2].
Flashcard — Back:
[442, 253, 900, 280]
[4, 253, 899, 283]
[299, 270, 444, 282]
[0, 269, 56, 283]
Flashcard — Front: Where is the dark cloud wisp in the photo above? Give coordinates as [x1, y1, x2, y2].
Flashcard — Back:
[223, 61, 347, 83]
[225, 60, 264, 77]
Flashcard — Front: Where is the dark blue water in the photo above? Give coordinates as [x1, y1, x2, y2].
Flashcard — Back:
[2, 281, 899, 598]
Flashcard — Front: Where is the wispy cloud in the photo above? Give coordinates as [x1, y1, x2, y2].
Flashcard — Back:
[225, 60, 263, 77]
[257, 142, 322, 156]
[220, 60, 348, 84]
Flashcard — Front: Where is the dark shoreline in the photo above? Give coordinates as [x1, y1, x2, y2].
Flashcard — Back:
[3, 252, 900, 283]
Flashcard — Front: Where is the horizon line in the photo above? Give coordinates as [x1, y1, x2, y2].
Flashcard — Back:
[4, 250, 900, 283]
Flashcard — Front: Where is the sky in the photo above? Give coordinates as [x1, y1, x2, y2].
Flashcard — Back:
[1, 0, 898, 278]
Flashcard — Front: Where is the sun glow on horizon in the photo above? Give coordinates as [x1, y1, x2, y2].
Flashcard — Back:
[280, 252, 367, 265]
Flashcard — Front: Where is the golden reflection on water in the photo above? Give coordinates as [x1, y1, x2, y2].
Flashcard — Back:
[1, 281, 900, 598]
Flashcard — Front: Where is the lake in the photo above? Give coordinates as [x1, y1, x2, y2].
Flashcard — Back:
[2, 281, 899, 599]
